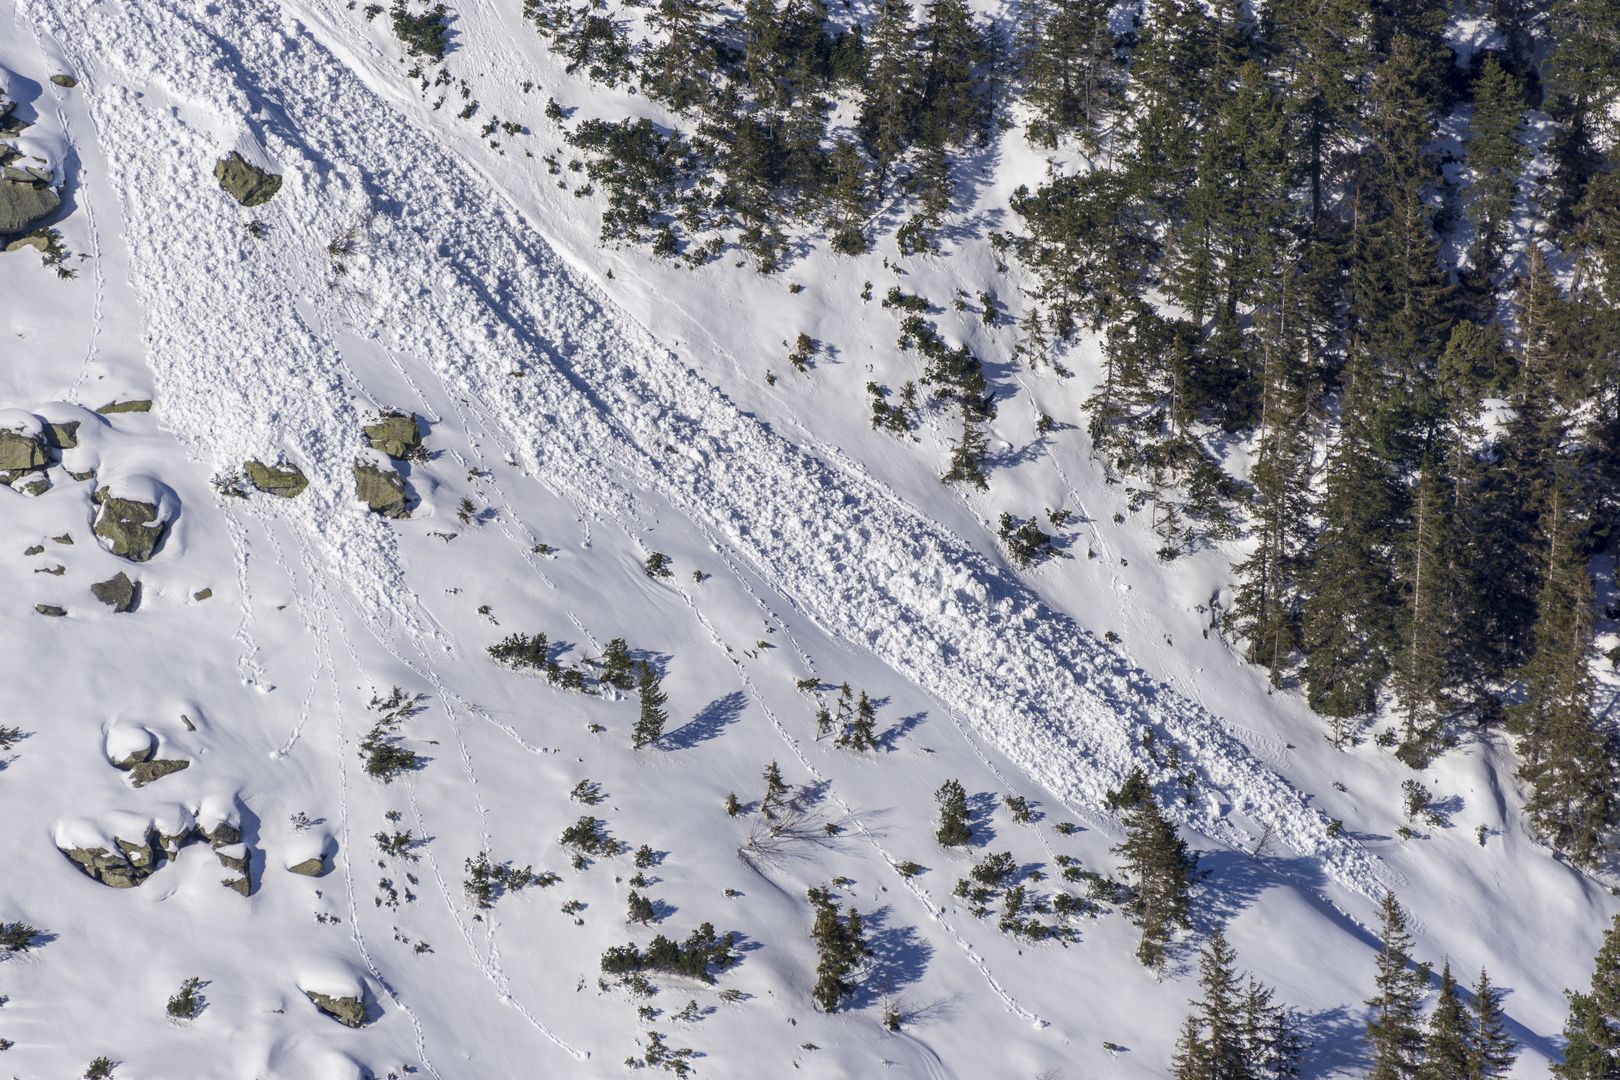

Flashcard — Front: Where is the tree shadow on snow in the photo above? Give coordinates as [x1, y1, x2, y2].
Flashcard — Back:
[850, 905, 932, 1009]
[663, 691, 745, 750]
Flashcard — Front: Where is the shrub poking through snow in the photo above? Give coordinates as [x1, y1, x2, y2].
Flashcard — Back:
[601, 923, 737, 983]
[359, 688, 425, 783]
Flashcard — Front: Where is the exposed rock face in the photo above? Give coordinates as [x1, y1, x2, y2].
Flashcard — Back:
[354, 462, 408, 518]
[95, 399, 152, 414]
[214, 152, 281, 207]
[0, 430, 45, 473]
[362, 412, 422, 459]
[244, 460, 309, 498]
[34, 603, 65, 617]
[44, 420, 79, 449]
[287, 855, 328, 877]
[0, 175, 58, 234]
[92, 489, 168, 562]
[90, 571, 138, 612]
[129, 759, 189, 787]
[304, 991, 367, 1028]
[62, 830, 161, 889]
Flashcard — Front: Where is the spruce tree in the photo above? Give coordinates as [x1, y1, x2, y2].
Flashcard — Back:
[761, 760, 789, 818]
[1509, 471, 1620, 867]
[1554, 914, 1620, 1078]
[1462, 55, 1526, 300]
[1112, 780, 1195, 970]
[1365, 891, 1427, 1080]
[1419, 961, 1471, 1080]
[942, 398, 990, 490]
[858, 0, 918, 197]
[1015, 0, 1118, 149]
[935, 779, 972, 846]
[633, 662, 668, 749]
[1468, 967, 1517, 1079]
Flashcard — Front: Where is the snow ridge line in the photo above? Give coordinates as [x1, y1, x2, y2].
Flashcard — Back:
[24, 0, 1391, 903]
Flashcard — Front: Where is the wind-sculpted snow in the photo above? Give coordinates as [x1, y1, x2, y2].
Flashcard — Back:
[26, 0, 1391, 906]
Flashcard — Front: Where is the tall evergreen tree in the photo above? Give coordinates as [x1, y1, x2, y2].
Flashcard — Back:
[633, 661, 668, 748]
[1554, 914, 1620, 1078]
[858, 0, 918, 197]
[1365, 891, 1427, 1080]
[1461, 55, 1526, 302]
[1016, 0, 1118, 149]
[1468, 967, 1517, 1079]
[1112, 780, 1196, 969]
[1419, 961, 1472, 1080]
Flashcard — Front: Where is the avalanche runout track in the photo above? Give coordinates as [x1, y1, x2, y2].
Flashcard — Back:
[24, 0, 1390, 901]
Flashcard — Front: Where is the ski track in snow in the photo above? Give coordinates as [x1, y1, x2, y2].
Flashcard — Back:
[24, 0, 1393, 975]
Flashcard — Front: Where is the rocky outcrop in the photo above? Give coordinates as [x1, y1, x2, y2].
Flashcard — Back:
[34, 603, 64, 617]
[92, 488, 169, 562]
[129, 759, 189, 787]
[287, 855, 328, 876]
[354, 462, 408, 518]
[215, 152, 281, 207]
[90, 571, 138, 612]
[244, 460, 308, 498]
[0, 429, 45, 474]
[304, 991, 366, 1028]
[95, 399, 152, 415]
[0, 174, 58, 235]
[362, 412, 422, 459]
[62, 830, 161, 889]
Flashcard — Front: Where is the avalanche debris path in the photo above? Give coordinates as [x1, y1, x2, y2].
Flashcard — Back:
[22, 0, 1393, 913]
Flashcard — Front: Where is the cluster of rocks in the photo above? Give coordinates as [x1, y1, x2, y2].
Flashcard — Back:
[58, 814, 240, 891]
[239, 410, 423, 518]
[0, 413, 76, 496]
[0, 69, 67, 240]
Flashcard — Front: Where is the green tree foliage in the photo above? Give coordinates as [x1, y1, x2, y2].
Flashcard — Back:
[1111, 777, 1195, 969]
[634, 662, 669, 748]
[1365, 892, 1427, 1080]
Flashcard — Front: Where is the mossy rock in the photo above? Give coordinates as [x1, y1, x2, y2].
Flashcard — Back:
[62, 831, 162, 888]
[0, 178, 59, 234]
[90, 571, 138, 612]
[244, 460, 309, 498]
[287, 855, 327, 877]
[95, 399, 152, 415]
[204, 821, 242, 848]
[214, 844, 249, 873]
[49, 73, 77, 88]
[215, 152, 282, 208]
[194, 587, 213, 601]
[4, 233, 48, 253]
[305, 991, 366, 1028]
[354, 462, 408, 518]
[15, 474, 49, 497]
[0, 430, 46, 472]
[362, 413, 422, 459]
[23, 544, 43, 556]
[129, 759, 189, 787]
[34, 603, 65, 617]
[92, 489, 167, 562]
[44, 421, 79, 449]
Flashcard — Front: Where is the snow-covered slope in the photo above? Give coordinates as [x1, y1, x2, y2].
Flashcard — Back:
[0, 1, 1607, 1077]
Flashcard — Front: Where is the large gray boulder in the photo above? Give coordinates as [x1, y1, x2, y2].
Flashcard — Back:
[305, 991, 367, 1028]
[92, 488, 169, 562]
[354, 461, 408, 518]
[214, 152, 281, 207]
[244, 460, 308, 498]
[362, 412, 422, 459]
[90, 571, 138, 612]
[0, 429, 45, 473]
[0, 176, 58, 234]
